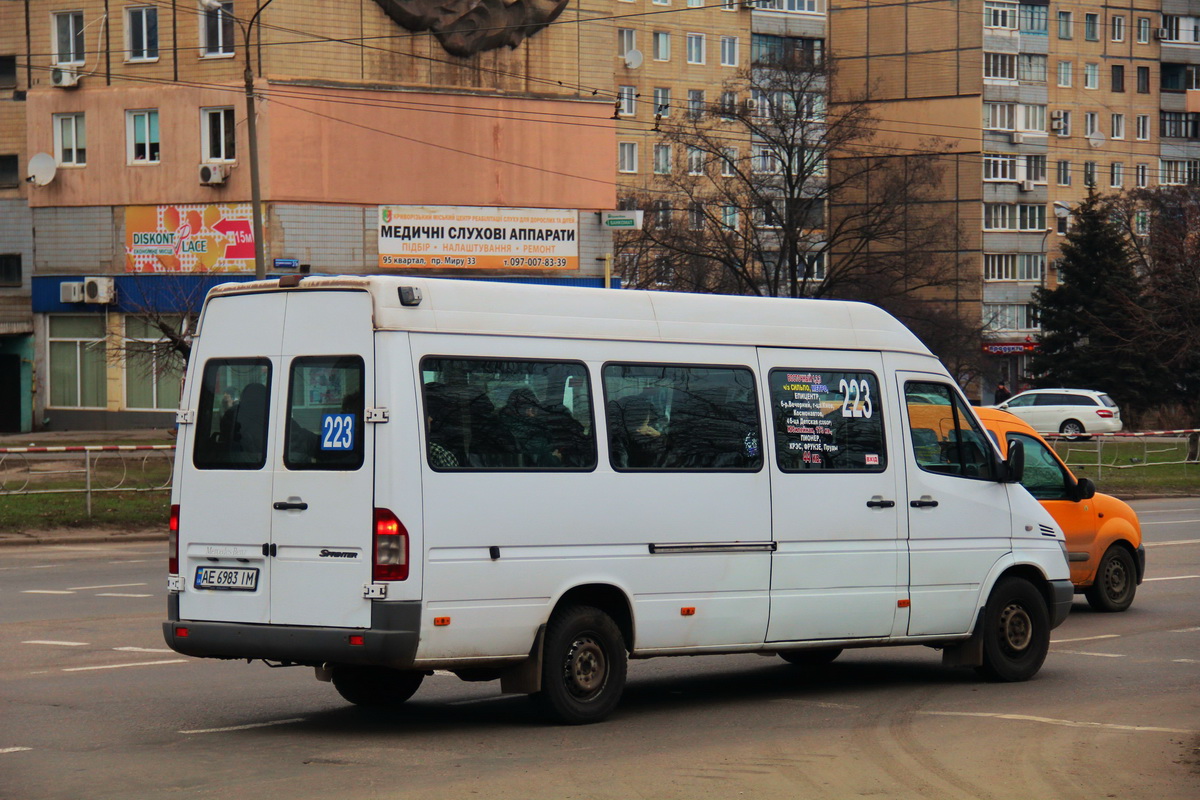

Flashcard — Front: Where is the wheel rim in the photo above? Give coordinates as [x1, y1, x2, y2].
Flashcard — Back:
[563, 634, 607, 700]
[998, 602, 1032, 655]
[1103, 556, 1130, 601]
[1062, 422, 1082, 437]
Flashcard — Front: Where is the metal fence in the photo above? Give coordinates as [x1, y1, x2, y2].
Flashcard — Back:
[1050, 430, 1200, 482]
[0, 445, 175, 517]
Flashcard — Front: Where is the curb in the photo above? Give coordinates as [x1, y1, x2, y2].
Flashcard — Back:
[0, 532, 165, 548]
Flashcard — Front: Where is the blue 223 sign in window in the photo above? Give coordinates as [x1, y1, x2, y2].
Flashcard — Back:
[321, 414, 355, 451]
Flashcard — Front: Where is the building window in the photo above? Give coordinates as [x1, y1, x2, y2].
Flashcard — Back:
[1084, 13, 1099, 40]
[687, 33, 706, 65]
[203, 1, 235, 56]
[1057, 10, 1072, 39]
[1057, 159, 1071, 186]
[718, 91, 737, 117]
[652, 31, 669, 61]
[1137, 17, 1151, 43]
[1018, 54, 1046, 83]
[1084, 112, 1098, 137]
[721, 148, 736, 177]
[618, 142, 637, 173]
[1110, 162, 1124, 188]
[0, 55, 15, 89]
[1084, 63, 1099, 89]
[688, 89, 705, 118]
[653, 144, 671, 174]
[126, 7, 158, 61]
[1020, 4, 1048, 33]
[984, 1, 1018, 29]
[618, 29, 635, 57]
[721, 206, 739, 229]
[1161, 112, 1200, 139]
[1160, 159, 1200, 186]
[201, 107, 236, 161]
[0, 154, 17, 188]
[1056, 61, 1071, 87]
[983, 204, 1016, 230]
[753, 144, 780, 174]
[1137, 66, 1149, 93]
[1025, 154, 1046, 182]
[984, 153, 1019, 181]
[983, 102, 1016, 130]
[54, 113, 86, 166]
[1111, 113, 1125, 139]
[653, 87, 671, 117]
[1056, 110, 1071, 137]
[1083, 161, 1096, 186]
[1021, 104, 1046, 132]
[127, 109, 160, 163]
[984, 253, 1044, 281]
[124, 316, 184, 411]
[984, 303, 1039, 332]
[48, 316, 107, 408]
[751, 34, 823, 66]
[687, 147, 704, 176]
[984, 52, 1017, 81]
[1135, 114, 1149, 140]
[1136, 163, 1148, 187]
[1111, 65, 1124, 93]
[0, 253, 21, 286]
[721, 36, 738, 67]
[1160, 15, 1180, 42]
[55, 11, 85, 64]
[618, 85, 636, 116]
[1018, 204, 1045, 230]
[1111, 15, 1125, 42]
[688, 202, 704, 230]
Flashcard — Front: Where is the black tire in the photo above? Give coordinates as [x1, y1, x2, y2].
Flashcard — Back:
[535, 605, 627, 725]
[1059, 419, 1086, 439]
[975, 577, 1050, 682]
[780, 648, 843, 667]
[1085, 545, 1137, 612]
[331, 665, 424, 709]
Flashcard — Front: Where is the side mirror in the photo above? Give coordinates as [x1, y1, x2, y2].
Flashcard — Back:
[998, 402, 1010, 410]
[1074, 477, 1097, 501]
[1004, 439, 1025, 484]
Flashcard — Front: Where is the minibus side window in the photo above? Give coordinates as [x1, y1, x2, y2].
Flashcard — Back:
[602, 364, 762, 471]
[905, 382, 996, 480]
[1008, 432, 1071, 500]
[769, 369, 886, 472]
[419, 358, 596, 471]
[284, 356, 365, 471]
[192, 358, 272, 470]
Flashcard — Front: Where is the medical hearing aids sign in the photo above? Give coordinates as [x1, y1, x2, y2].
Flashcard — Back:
[378, 206, 579, 270]
[125, 204, 256, 272]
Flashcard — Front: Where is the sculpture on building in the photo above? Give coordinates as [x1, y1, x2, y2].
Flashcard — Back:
[373, 0, 569, 57]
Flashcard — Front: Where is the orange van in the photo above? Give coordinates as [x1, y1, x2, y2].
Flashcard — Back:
[975, 407, 1145, 612]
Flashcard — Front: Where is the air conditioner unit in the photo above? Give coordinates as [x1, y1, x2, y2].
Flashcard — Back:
[50, 66, 80, 88]
[1049, 110, 1065, 121]
[198, 163, 228, 186]
[59, 282, 84, 303]
[1010, 132, 1025, 144]
[83, 276, 115, 304]
[1020, 180, 1036, 192]
[1155, 28, 1169, 40]
[1050, 119, 1065, 131]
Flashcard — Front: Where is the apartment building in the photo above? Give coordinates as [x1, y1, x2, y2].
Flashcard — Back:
[0, 0, 618, 431]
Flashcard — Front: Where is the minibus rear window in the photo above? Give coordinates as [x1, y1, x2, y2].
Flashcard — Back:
[284, 356, 365, 471]
[769, 369, 887, 472]
[192, 358, 272, 470]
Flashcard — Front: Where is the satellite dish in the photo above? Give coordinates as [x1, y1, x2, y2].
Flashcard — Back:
[1087, 131, 1105, 148]
[27, 153, 57, 186]
[623, 49, 644, 69]
[1053, 201, 1072, 219]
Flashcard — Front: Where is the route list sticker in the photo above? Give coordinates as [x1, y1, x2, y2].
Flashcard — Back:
[771, 370, 886, 472]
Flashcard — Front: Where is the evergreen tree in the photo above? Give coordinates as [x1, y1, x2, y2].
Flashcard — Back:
[1029, 187, 1158, 412]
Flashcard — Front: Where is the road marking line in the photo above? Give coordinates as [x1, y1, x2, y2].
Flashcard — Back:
[22, 640, 88, 647]
[21, 590, 74, 595]
[179, 718, 305, 735]
[1172, 627, 1200, 633]
[1144, 539, 1200, 546]
[1141, 520, 1200, 526]
[1173, 659, 1200, 664]
[108, 560, 150, 564]
[63, 659, 186, 672]
[0, 564, 59, 571]
[114, 646, 174, 653]
[922, 711, 1196, 734]
[1144, 575, 1200, 582]
[66, 583, 148, 590]
[0, 747, 32, 755]
[1137, 509, 1200, 514]
[96, 593, 153, 598]
[1053, 650, 1125, 658]
[1051, 634, 1120, 643]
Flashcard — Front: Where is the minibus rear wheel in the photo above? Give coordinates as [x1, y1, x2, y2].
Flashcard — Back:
[780, 648, 842, 667]
[331, 665, 424, 709]
[975, 577, 1050, 682]
[535, 605, 628, 725]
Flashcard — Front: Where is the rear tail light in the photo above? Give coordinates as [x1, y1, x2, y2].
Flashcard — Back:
[168, 504, 180, 575]
[1096, 409, 1114, 418]
[373, 508, 409, 581]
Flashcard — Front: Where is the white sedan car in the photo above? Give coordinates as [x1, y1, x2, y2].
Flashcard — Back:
[996, 388, 1123, 438]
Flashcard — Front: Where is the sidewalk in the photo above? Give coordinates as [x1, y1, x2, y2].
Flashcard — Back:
[0, 428, 173, 548]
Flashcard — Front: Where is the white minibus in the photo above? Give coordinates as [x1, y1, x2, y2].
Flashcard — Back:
[164, 276, 1072, 724]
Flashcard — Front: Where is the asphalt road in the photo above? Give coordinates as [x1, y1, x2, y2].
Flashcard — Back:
[1, 497, 1197, 799]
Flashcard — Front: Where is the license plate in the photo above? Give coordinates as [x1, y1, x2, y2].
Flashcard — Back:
[194, 566, 259, 591]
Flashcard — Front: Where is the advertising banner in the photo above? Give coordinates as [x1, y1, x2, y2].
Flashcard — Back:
[125, 204, 257, 273]
[378, 206, 579, 270]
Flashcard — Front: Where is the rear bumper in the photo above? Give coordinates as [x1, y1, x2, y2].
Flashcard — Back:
[163, 595, 421, 668]
[1049, 579, 1073, 628]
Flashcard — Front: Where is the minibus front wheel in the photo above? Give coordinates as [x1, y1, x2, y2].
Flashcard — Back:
[976, 577, 1050, 682]
[535, 605, 628, 725]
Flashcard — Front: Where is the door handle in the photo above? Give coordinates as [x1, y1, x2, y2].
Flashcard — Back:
[866, 498, 896, 509]
[273, 501, 308, 511]
[910, 497, 939, 508]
